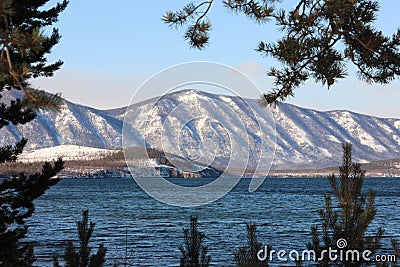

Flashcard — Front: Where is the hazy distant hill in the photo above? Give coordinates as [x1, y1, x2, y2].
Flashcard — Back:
[2, 89, 400, 169]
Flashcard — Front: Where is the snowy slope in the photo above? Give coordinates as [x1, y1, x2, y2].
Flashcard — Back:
[0, 90, 144, 150]
[18, 145, 119, 162]
[120, 90, 400, 169]
[2, 89, 400, 169]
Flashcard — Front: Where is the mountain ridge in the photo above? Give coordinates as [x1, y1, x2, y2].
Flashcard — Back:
[1, 89, 400, 169]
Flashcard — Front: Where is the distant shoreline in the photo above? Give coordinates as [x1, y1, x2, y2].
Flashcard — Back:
[2, 156, 400, 179]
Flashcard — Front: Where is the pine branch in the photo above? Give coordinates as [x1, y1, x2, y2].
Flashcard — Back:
[163, 1, 214, 49]
[164, 0, 400, 105]
[224, 0, 275, 23]
[0, 138, 27, 163]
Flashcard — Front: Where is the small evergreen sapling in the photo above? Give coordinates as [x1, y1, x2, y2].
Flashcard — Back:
[234, 223, 270, 267]
[179, 215, 211, 267]
[390, 239, 400, 267]
[376, 239, 400, 267]
[307, 143, 384, 266]
[53, 210, 107, 267]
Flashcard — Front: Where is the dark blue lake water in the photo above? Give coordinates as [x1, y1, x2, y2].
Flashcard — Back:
[26, 177, 400, 266]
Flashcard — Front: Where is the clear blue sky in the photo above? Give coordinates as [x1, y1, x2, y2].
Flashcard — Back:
[33, 0, 400, 118]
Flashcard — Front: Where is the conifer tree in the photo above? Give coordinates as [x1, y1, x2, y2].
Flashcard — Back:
[307, 143, 384, 266]
[53, 210, 107, 267]
[0, 0, 68, 266]
[234, 223, 270, 267]
[376, 239, 400, 267]
[390, 239, 400, 267]
[179, 216, 211, 267]
[0, 0, 67, 108]
[163, 1, 400, 105]
[0, 159, 64, 266]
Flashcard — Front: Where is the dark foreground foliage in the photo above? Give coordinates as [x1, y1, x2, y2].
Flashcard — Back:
[0, 1, 68, 265]
[53, 210, 107, 267]
[179, 215, 211, 267]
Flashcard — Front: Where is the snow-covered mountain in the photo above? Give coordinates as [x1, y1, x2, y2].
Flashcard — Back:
[0, 90, 144, 150]
[2, 89, 400, 169]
